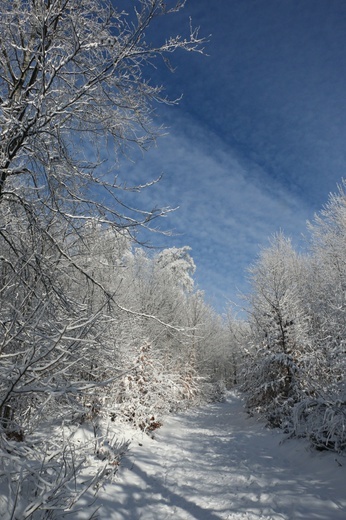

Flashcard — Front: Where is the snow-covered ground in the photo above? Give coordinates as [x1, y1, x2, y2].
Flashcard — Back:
[79, 392, 346, 520]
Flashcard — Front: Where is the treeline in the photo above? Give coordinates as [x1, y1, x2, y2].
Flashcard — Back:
[0, 202, 233, 515]
[237, 182, 346, 452]
[1, 215, 232, 439]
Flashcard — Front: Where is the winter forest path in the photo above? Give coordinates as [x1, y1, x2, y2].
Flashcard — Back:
[83, 392, 346, 519]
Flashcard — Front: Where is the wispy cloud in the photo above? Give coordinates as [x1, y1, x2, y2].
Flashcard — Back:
[116, 111, 313, 312]
[102, 0, 346, 313]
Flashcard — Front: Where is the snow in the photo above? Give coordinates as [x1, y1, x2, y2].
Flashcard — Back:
[78, 392, 346, 520]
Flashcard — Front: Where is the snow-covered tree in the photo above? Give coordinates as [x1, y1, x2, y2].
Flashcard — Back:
[156, 246, 196, 293]
[0, 0, 204, 426]
[0, 1, 205, 514]
[225, 308, 251, 387]
[307, 182, 346, 391]
[242, 233, 316, 426]
[291, 183, 346, 451]
[0, 0, 203, 228]
[241, 187, 346, 450]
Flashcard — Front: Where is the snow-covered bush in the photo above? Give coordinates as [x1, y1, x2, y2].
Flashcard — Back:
[114, 341, 200, 433]
[0, 409, 130, 519]
[292, 396, 346, 452]
[242, 350, 301, 427]
[0, 434, 104, 519]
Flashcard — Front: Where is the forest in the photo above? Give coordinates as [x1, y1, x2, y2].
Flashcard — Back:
[0, 0, 345, 518]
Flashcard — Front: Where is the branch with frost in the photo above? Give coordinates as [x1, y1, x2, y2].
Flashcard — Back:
[1, 434, 107, 519]
[0, 0, 206, 234]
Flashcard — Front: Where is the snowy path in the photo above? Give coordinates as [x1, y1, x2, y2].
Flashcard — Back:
[83, 392, 346, 519]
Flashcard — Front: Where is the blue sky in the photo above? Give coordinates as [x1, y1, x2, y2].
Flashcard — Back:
[116, 0, 346, 313]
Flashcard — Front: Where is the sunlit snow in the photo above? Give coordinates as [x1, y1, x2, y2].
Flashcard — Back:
[77, 392, 346, 519]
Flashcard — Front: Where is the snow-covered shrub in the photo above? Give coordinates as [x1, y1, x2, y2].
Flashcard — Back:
[113, 341, 200, 432]
[116, 342, 169, 431]
[94, 434, 130, 468]
[241, 344, 303, 427]
[0, 434, 103, 519]
[0, 412, 130, 519]
[292, 396, 346, 452]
